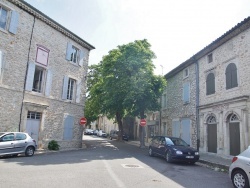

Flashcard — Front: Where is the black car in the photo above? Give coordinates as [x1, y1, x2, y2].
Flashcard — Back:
[148, 136, 199, 164]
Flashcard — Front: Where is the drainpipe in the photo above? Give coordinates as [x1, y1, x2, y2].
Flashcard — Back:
[18, 16, 36, 131]
[195, 59, 200, 151]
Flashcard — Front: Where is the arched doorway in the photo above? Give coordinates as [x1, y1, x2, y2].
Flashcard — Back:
[207, 116, 217, 153]
[228, 114, 240, 156]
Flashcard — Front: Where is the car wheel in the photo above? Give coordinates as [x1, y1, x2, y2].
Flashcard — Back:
[148, 147, 154, 157]
[232, 170, 249, 188]
[165, 151, 172, 163]
[25, 146, 35, 157]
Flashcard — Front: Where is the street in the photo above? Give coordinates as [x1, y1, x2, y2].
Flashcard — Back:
[0, 135, 233, 188]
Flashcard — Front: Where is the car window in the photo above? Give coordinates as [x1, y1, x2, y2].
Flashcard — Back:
[1, 134, 14, 142]
[171, 138, 188, 146]
[16, 133, 27, 140]
[165, 138, 174, 145]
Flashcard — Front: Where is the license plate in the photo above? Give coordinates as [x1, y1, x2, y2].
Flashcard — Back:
[186, 156, 194, 158]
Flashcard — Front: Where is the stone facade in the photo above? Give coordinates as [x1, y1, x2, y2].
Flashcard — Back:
[162, 63, 198, 148]
[0, 0, 94, 149]
[162, 16, 250, 157]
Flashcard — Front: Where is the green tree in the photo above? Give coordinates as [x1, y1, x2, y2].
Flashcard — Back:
[86, 39, 166, 144]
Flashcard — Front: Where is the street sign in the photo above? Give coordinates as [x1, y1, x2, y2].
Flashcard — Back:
[140, 119, 146, 126]
[80, 117, 87, 125]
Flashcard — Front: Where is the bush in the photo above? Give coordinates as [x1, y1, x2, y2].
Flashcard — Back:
[48, 140, 60, 150]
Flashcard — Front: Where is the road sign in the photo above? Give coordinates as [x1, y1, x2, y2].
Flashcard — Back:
[80, 117, 87, 125]
[140, 119, 146, 126]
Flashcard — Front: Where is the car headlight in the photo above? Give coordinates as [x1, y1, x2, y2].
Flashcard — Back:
[195, 152, 199, 155]
[176, 150, 183, 155]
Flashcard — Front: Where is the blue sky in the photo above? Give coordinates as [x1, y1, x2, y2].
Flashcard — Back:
[24, 0, 250, 75]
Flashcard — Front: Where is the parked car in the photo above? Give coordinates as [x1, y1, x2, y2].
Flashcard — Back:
[148, 136, 199, 164]
[84, 129, 93, 135]
[109, 130, 129, 141]
[93, 130, 99, 135]
[229, 146, 250, 188]
[97, 130, 107, 138]
[0, 132, 37, 157]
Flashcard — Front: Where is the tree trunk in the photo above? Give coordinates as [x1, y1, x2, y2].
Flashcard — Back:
[116, 111, 123, 141]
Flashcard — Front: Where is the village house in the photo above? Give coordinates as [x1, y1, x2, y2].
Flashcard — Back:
[161, 16, 250, 157]
[0, 0, 95, 149]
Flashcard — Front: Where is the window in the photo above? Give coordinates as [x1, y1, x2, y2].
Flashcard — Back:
[0, 5, 19, 34]
[183, 82, 190, 103]
[0, 6, 7, 30]
[1, 133, 14, 142]
[33, 66, 44, 92]
[206, 73, 215, 95]
[66, 42, 85, 66]
[27, 111, 41, 119]
[25, 62, 53, 96]
[67, 78, 75, 100]
[16, 133, 26, 140]
[62, 76, 81, 102]
[183, 68, 189, 78]
[208, 53, 213, 63]
[226, 63, 238, 89]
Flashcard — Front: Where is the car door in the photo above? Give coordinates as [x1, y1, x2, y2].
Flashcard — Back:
[14, 133, 28, 153]
[158, 137, 167, 157]
[0, 133, 15, 155]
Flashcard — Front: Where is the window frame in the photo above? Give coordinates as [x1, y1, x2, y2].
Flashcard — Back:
[67, 78, 76, 100]
[208, 53, 213, 63]
[183, 82, 190, 104]
[206, 72, 215, 95]
[0, 5, 8, 31]
[32, 65, 45, 93]
[183, 68, 189, 79]
[225, 63, 238, 90]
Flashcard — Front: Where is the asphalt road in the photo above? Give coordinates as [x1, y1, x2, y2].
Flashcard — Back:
[0, 135, 233, 188]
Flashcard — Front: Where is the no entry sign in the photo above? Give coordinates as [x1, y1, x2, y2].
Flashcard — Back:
[80, 117, 87, 125]
[140, 119, 146, 126]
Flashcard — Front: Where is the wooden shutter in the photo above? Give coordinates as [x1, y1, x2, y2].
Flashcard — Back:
[206, 73, 215, 95]
[79, 50, 84, 66]
[9, 11, 19, 34]
[172, 121, 180, 137]
[76, 80, 81, 103]
[181, 119, 191, 145]
[63, 115, 74, 140]
[183, 83, 190, 103]
[0, 51, 2, 76]
[45, 69, 52, 96]
[62, 76, 69, 99]
[66, 42, 72, 61]
[231, 64, 238, 88]
[25, 62, 35, 91]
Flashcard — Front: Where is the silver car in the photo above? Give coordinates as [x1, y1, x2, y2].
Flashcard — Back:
[0, 132, 37, 157]
[229, 146, 250, 188]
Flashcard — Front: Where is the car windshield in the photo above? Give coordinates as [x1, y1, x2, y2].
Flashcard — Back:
[170, 138, 189, 146]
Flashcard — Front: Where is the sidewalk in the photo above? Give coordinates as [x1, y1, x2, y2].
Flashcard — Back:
[126, 140, 232, 172]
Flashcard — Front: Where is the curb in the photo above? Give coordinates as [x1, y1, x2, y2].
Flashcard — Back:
[197, 159, 229, 172]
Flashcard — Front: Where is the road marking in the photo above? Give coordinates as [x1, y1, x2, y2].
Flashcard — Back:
[103, 160, 125, 188]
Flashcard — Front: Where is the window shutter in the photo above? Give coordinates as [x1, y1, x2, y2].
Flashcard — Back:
[9, 11, 19, 34]
[183, 83, 190, 103]
[62, 76, 69, 99]
[25, 62, 35, 91]
[0, 51, 2, 77]
[79, 50, 84, 66]
[172, 121, 180, 137]
[63, 115, 74, 140]
[45, 69, 52, 96]
[76, 80, 81, 103]
[66, 42, 72, 61]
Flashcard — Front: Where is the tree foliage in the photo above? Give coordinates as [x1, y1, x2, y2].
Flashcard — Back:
[85, 39, 166, 141]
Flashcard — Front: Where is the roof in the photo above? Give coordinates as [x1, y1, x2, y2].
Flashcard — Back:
[165, 16, 250, 79]
[9, 0, 95, 50]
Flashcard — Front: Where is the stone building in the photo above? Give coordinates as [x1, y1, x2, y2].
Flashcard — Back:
[0, 0, 95, 149]
[162, 16, 250, 157]
[162, 59, 198, 149]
